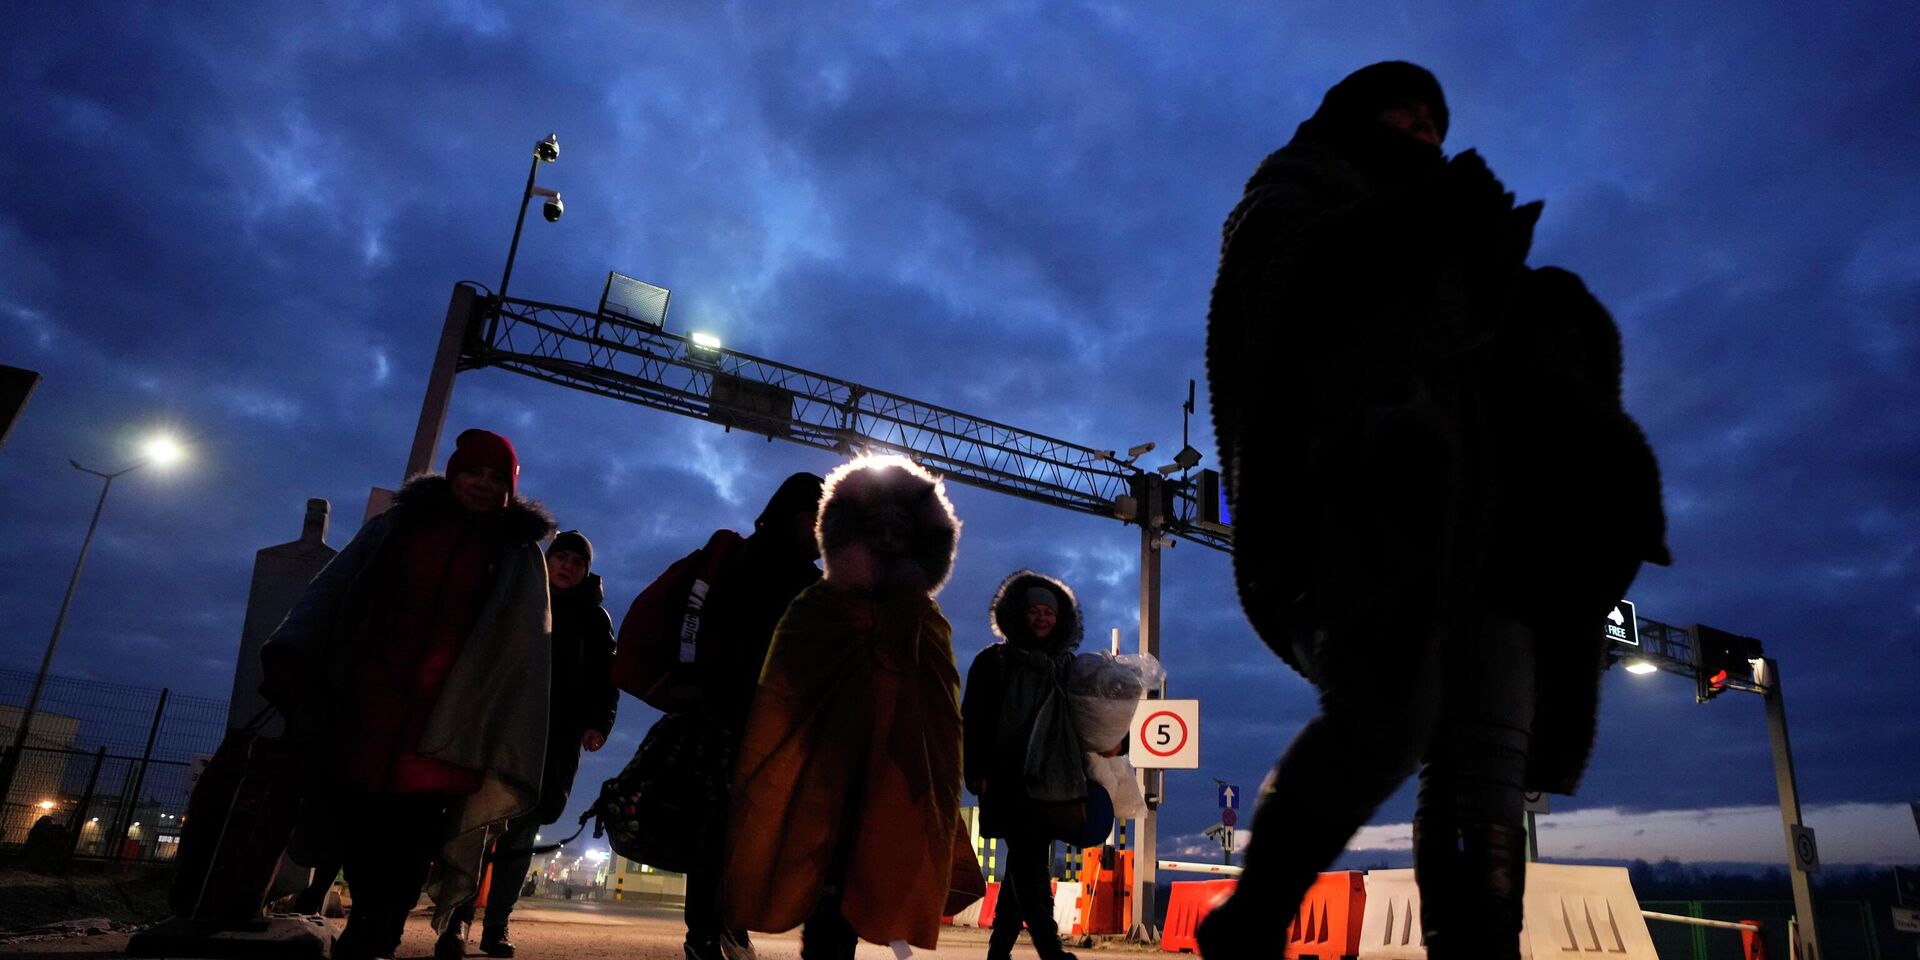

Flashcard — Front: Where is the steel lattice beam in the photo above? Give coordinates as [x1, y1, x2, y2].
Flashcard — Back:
[462, 291, 1229, 551]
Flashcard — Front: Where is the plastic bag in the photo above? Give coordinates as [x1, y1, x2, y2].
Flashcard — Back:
[1086, 752, 1148, 820]
[1065, 653, 1165, 754]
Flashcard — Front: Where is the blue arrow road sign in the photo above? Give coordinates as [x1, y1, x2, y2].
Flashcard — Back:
[1218, 783, 1240, 809]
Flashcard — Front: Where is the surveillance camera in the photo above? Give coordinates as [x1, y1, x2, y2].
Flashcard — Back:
[543, 195, 564, 222]
[1127, 441, 1157, 459]
[535, 133, 560, 163]
[1155, 463, 1181, 476]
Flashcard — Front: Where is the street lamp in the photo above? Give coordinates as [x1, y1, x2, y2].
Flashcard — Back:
[497, 133, 563, 305]
[0, 434, 187, 814]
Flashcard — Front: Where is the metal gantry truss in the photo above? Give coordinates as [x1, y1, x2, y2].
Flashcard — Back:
[463, 287, 1230, 552]
[1612, 614, 1767, 698]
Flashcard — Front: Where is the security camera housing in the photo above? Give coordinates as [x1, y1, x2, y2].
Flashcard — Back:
[543, 197, 564, 222]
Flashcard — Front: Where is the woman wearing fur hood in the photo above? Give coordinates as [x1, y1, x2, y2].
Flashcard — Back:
[963, 571, 1086, 960]
[261, 429, 555, 960]
[722, 456, 964, 958]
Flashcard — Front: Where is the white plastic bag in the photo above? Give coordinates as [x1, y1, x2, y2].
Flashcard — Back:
[1086, 752, 1148, 820]
[1065, 652, 1165, 753]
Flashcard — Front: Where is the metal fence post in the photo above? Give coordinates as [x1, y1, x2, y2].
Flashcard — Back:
[65, 747, 106, 868]
[113, 689, 168, 860]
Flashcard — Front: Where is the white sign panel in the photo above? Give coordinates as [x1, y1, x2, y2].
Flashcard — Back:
[1523, 790, 1551, 814]
[1790, 824, 1821, 873]
[1606, 599, 1640, 647]
[1130, 699, 1200, 769]
[1891, 906, 1920, 934]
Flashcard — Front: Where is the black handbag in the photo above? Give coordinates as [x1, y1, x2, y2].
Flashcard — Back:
[590, 714, 733, 873]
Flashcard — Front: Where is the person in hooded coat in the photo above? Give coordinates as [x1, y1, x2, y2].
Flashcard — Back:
[261, 429, 554, 960]
[439, 529, 615, 959]
[680, 472, 826, 960]
[722, 456, 964, 959]
[1198, 62, 1669, 959]
[963, 571, 1086, 960]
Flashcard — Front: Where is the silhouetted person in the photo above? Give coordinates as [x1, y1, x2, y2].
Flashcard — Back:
[680, 473, 825, 960]
[440, 529, 616, 960]
[262, 429, 555, 960]
[963, 571, 1087, 960]
[723, 457, 965, 960]
[1199, 62, 1668, 960]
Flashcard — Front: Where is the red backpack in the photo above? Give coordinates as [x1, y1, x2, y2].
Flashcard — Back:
[612, 529, 748, 711]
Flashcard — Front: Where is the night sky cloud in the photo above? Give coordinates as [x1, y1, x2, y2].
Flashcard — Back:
[3, 0, 1915, 865]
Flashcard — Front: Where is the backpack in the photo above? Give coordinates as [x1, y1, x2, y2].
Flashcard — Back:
[611, 529, 747, 711]
[586, 713, 733, 874]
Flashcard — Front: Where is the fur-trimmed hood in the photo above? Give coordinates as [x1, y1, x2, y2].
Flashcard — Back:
[816, 456, 960, 596]
[989, 570, 1082, 655]
[394, 473, 557, 545]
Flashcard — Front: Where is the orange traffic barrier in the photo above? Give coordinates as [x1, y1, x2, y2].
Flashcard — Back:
[977, 882, 1002, 928]
[1160, 879, 1235, 953]
[1283, 871, 1365, 958]
[1073, 847, 1134, 935]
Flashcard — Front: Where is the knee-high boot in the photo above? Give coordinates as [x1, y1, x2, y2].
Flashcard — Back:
[1412, 815, 1462, 956]
[1445, 820, 1528, 960]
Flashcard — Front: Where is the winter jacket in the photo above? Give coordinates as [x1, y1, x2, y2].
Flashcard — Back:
[539, 572, 616, 824]
[962, 571, 1087, 839]
[1205, 96, 1667, 794]
[262, 473, 555, 924]
[724, 457, 963, 951]
[689, 530, 823, 737]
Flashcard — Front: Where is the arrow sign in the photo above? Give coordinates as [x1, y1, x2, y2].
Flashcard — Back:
[1218, 784, 1239, 810]
[1606, 599, 1640, 647]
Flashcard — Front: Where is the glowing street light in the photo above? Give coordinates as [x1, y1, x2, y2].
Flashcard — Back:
[0, 431, 190, 807]
[1623, 658, 1659, 675]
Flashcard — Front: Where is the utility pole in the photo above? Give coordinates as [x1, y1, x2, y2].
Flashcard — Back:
[1756, 657, 1822, 960]
[1131, 472, 1166, 943]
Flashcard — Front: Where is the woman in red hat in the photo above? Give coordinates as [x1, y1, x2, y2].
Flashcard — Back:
[262, 428, 556, 960]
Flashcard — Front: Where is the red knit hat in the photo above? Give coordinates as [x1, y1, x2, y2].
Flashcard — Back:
[446, 428, 519, 493]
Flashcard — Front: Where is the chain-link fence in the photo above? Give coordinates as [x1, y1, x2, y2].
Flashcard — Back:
[0, 667, 226, 866]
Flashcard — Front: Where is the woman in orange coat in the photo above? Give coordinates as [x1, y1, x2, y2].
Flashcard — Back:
[723, 456, 964, 958]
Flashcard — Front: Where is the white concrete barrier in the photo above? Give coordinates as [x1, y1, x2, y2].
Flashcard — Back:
[1357, 863, 1659, 959]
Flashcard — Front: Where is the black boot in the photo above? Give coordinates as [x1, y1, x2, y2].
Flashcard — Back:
[1412, 815, 1461, 957]
[986, 921, 1021, 960]
[1026, 913, 1078, 960]
[433, 920, 467, 960]
[1447, 820, 1528, 960]
[479, 923, 516, 958]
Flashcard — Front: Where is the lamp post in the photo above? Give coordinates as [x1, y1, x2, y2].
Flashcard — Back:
[404, 134, 563, 481]
[0, 436, 185, 818]
[496, 132, 562, 306]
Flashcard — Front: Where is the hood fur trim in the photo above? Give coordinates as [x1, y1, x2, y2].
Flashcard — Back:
[817, 455, 961, 596]
[989, 570, 1083, 654]
[394, 473, 557, 545]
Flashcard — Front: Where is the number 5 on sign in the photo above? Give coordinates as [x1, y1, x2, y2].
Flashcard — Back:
[1129, 699, 1200, 769]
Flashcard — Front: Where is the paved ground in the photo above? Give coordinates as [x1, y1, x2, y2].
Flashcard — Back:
[0, 897, 1167, 959]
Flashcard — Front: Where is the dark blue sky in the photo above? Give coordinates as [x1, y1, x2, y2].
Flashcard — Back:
[3, 2, 1915, 866]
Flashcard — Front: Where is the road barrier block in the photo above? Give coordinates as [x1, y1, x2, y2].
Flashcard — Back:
[1161, 879, 1236, 953]
[1285, 871, 1366, 959]
[1357, 863, 1659, 959]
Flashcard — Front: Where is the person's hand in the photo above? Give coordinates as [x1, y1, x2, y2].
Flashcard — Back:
[581, 730, 606, 752]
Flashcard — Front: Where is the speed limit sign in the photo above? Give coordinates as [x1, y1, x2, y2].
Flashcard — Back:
[1129, 699, 1200, 769]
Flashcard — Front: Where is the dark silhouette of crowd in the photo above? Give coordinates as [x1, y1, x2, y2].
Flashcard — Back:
[237, 57, 1666, 960]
